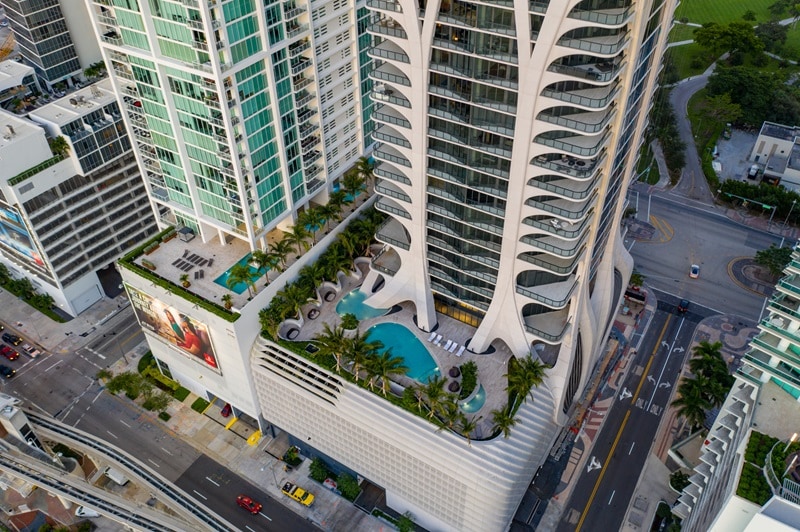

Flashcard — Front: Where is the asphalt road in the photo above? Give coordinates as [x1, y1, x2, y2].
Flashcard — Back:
[177, 455, 313, 532]
[558, 300, 711, 532]
[670, 75, 714, 203]
[627, 190, 780, 320]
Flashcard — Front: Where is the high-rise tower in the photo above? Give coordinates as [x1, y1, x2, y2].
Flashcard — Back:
[363, 0, 675, 421]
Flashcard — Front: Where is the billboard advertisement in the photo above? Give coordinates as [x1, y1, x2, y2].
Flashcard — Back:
[126, 285, 220, 372]
[0, 204, 46, 270]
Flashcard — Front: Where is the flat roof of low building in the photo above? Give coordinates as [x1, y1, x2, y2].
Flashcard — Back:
[29, 78, 118, 126]
[760, 122, 800, 142]
[0, 60, 34, 92]
[0, 109, 44, 151]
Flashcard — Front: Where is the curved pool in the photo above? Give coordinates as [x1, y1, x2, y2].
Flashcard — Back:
[366, 323, 440, 382]
[336, 289, 389, 320]
[459, 384, 486, 413]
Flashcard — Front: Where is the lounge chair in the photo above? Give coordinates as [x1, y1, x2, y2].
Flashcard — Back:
[207, 258, 213, 267]
[455, 346, 466, 357]
[443, 340, 453, 350]
[428, 331, 437, 342]
[448, 342, 458, 353]
[434, 334, 443, 346]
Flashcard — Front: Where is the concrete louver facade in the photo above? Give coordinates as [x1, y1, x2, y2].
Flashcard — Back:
[362, 0, 677, 421]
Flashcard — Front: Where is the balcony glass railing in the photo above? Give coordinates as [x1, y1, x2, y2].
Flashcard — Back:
[374, 145, 412, 167]
[427, 203, 503, 236]
[531, 153, 604, 178]
[367, 0, 403, 12]
[518, 252, 580, 274]
[373, 127, 412, 148]
[538, 107, 614, 134]
[369, 45, 410, 63]
[520, 233, 587, 257]
[525, 194, 595, 220]
[373, 105, 411, 128]
[548, 61, 625, 83]
[534, 131, 609, 157]
[558, 32, 629, 56]
[374, 163, 412, 185]
[541, 84, 619, 109]
[376, 181, 412, 203]
[524, 320, 569, 342]
[568, 4, 633, 26]
[368, 21, 408, 39]
[516, 281, 575, 308]
[375, 198, 412, 219]
[522, 216, 589, 238]
[528, 174, 598, 199]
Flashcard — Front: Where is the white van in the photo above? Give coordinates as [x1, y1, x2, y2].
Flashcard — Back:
[103, 466, 130, 486]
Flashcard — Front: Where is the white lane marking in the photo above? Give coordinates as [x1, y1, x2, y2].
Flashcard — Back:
[160, 447, 173, 456]
[147, 458, 160, 468]
[245, 526, 257, 532]
[120, 420, 131, 428]
[629, 442, 635, 455]
[91, 390, 103, 403]
[259, 512, 272, 521]
[44, 360, 60, 372]
[192, 490, 207, 500]
[106, 430, 118, 439]
[608, 490, 615, 505]
[205, 477, 220, 487]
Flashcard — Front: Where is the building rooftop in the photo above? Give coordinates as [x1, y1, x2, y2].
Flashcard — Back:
[0, 60, 35, 92]
[29, 78, 118, 126]
[748, 497, 800, 530]
[0, 110, 42, 150]
[760, 122, 800, 142]
[752, 379, 800, 443]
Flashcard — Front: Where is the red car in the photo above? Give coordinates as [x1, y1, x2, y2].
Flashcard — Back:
[236, 495, 262, 515]
[1, 346, 18, 361]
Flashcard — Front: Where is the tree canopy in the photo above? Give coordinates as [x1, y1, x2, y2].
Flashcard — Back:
[706, 66, 800, 127]
[694, 21, 764, 58]
[756, 244, 793, 276]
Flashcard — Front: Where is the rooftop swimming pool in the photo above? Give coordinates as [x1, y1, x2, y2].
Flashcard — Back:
[459, 384, 486, 413]
[336, 289, 388, 320]
[213, 254, 265, 294]
[366, 323, 440, 382]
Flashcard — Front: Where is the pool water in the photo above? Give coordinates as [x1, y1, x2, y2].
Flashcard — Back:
[366, 323, 440, 382]
[459, 384, 486, 413]
[336, 289, 388, 320]
[213, 254, 265, 294]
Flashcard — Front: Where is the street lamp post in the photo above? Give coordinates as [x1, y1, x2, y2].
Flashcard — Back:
[784, 199, 797, 229]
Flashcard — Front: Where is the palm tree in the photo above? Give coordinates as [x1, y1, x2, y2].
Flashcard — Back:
[0, 263, 10, 285]
[276, 282, 311, 319]
[491, 407, 518, 439]
[251, 250, 279, 286]
[329, 189, 348, 213]
[259, 307, 282, 339]
[49, 136, 70, 157]
[437, 400, 463, 430]
[298, 262, 326, 293]
[356, 156, 375, 190]
[460, 415, 482, 446]
[226, 263, 255, 297]
[365, 350, 408, 395]
[314, 323, 348, 371]
[283, 224, 311, 256]
[505, 356, 546, 408]
[320, 247, 354, 280]
[179, 273, 191, 287]
[672, 380, 710, 435]
[298, 207, 326, 244]
[269, 239, 294, 272]
[336, 230, 361, 259]
[343, 330, 383, 382]
[221, 294, 233, 310]
[342, 171, 365, 204]
[422, 375, 448, 419]
[317, 203, 341, 233]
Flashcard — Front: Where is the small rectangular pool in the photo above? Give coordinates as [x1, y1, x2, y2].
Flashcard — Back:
[213, 254, 265, 294]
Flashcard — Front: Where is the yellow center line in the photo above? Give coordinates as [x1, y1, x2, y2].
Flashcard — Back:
[575, 317, 671, 531]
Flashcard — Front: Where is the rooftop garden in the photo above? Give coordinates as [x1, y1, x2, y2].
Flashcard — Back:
[737, 430, 778, 505]
[258, 202, 547, 441]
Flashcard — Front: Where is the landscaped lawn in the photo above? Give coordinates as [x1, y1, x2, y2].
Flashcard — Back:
[675, 0, 778, 25]
[781, 26, 800, 61]
[666, 44, 714, 80]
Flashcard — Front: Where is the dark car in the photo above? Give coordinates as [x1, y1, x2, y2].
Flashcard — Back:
[221, 403, 232, 417]
[678, 299, 690, 313]
[1, 346, 18, 361]
[236, 495, 262, 514]
[2, 333, 21, 346]
[0, 365, 15, 378]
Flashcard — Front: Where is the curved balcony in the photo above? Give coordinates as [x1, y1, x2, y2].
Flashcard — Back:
[375, 216, 411, 251]
[427, 234, 500, 269]
[429, 267, 495, 299]
[525, 193, 595, 220]
[519, 233, 587, 258]
[428, 250, 498, 285]
[376, 179, 412, 204]
[427, 200, 504, 236]
[427, 219, 502, 254]
[374, 143, 411, 168]
[369, 42, 410, 63]
[568, 0, 633, 27]
[428, 126, 513, 160]
[537, 105, 615, 134]
[372, 103, 411, 129]
[370, 61, 411, 86]
[371, 86, 411, 108]
[374, 161, 412, 186]
[527, 173, 599, 200]
[427, 184, 506, 217]
[522, 305, 571, 343]
[548, 57, 625, 84]
[557, 28, 629, 56]
[428, 164, 508, 199]
[518, 249, 583, 275]
[371, 245, 401, 277]
[376, 196, 412, 219]
[367, 18, 408, 39]
[541, 81, 619, 110]
[429, 104, 515, 137]
[522, 214, 591, 239]
[534, 130, 609, 157]
[366, 0, 402, 12]
[516, 275, 577, 308]
[373, 125, 412, 149]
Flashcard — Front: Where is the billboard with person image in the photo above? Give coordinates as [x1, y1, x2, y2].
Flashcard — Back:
[126, 285, 220, 372]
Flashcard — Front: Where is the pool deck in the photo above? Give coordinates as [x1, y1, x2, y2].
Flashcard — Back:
[286, 268, 513, 437]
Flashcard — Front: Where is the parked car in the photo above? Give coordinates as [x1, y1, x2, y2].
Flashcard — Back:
[221, 403, 232, 417]
[281, 482, 315, 506]
[75, 506, 100, 518]
[236, 495, 262, 514]
[678, 299, 690, 313]
[20, 343, 41, 358]
[1, 346, 18, 361]
[690, 264, 700, 279]
[0, 365, 15, 378]
[2, 333, 21, 346]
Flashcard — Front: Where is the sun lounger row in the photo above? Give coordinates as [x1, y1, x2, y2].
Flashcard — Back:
[426, 333, 466, 356]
